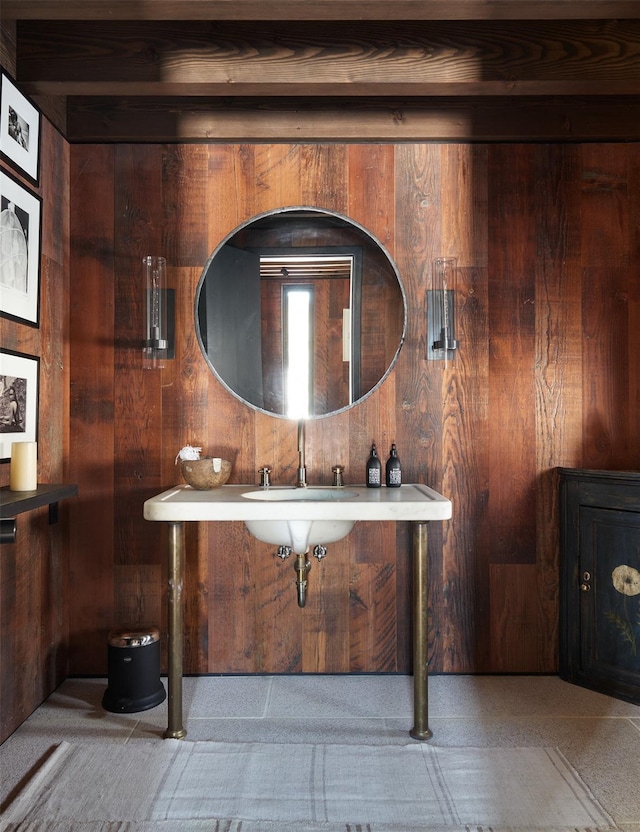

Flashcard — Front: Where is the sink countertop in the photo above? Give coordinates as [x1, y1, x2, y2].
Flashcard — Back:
[144, 483, 451, 523]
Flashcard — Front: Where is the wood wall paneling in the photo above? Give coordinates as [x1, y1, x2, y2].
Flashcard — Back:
[393, 144, 445, 671]
[487, 146, 537, 569]
[533, 144, 583, 672]
[67, 144, 116, 673]
[1, 121, 70, 741]
[581, 146, 639, 472]
[64, 140, 640, 680]
[439, 145, 490, 672]
[489, 563, 539, 672]
[629, 147, 640, 451]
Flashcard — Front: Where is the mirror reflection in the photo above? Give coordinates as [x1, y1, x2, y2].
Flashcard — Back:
[196, 207, 406, 419]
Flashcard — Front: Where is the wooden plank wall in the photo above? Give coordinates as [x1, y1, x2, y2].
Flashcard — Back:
[67, 142, 640, 678]
[0, 120, 70, 742]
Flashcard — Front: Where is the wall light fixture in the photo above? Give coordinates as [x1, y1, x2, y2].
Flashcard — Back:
[427, 256, 458, 363]
[143, 255, 174, 369]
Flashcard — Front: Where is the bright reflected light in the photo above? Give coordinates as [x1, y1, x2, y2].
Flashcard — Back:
[285, 289, 312, 418]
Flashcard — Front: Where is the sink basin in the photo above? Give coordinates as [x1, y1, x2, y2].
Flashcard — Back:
[242, 487, 358, 502]
[242, 487, 358, 552]
[244, 517, 356, 553]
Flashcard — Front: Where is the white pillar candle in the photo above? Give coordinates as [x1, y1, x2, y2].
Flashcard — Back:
[10, 441, 38, 491]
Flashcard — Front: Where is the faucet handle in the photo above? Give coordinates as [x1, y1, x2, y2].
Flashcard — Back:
[332, 465, 344, 487]
[258, 467, 271, 487]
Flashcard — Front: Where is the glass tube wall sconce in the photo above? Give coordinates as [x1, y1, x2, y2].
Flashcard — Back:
[143, 255, 175, 369]
[427, 257, 459, 363]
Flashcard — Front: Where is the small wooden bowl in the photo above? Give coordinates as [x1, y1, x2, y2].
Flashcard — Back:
[181, 458, 231, 490]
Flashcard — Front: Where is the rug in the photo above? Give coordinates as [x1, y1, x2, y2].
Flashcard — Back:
[0, 740, 615, 832]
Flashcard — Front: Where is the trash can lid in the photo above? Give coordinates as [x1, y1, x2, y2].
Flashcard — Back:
[107, 626, 161, 647]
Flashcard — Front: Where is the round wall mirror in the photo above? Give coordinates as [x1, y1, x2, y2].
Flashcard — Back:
[195, 206, 406, 419]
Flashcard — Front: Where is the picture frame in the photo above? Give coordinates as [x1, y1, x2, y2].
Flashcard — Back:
[0, 168, 42, 327]
[0, 349, 40, 463]
[0, 70, 41, 186]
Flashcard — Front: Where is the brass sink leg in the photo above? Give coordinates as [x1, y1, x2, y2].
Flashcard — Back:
[295, 552, 311, 608]
[410, 520, 432, 740]
[164, 521, 186, 739]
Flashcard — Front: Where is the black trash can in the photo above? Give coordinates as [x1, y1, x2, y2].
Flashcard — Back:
[102, 626, 166, 713]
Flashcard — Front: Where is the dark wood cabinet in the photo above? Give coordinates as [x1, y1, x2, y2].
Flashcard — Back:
[559, 468, 640, 705]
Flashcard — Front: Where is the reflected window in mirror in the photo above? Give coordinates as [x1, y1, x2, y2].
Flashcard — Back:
[262, 252, 353, 416]
[284, 285, 313, 419]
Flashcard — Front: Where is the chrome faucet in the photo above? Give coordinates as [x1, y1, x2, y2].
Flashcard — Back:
[297, 420, 307, 488]
[258, 467, 271, 488]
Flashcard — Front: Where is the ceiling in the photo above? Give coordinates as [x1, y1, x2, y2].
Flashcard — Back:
[2, 0, 640, 142]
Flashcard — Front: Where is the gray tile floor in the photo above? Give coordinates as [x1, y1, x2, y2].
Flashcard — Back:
[1, 674, 639, 828]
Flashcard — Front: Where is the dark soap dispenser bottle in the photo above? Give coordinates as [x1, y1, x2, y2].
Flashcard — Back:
[366, 444, 382, 488]
[385, 443, 402, 487]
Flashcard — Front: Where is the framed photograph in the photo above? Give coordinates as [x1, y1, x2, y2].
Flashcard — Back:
[0, 71, 41, 186]
[0, 349, 39, 462]
[0, 169, 42, 327]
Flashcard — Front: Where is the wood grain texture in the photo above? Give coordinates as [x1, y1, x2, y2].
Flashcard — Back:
[64, 140, 640, 681]
[533, 144, 583, 671]
[0, 121, 70, 741]
[487, 145, 537, 566]
[439, 145, 491, 672]
[64, 96, 640, 143]
[393, 144, 445, 671]
[9, 10, 640, 143]
[490, 563, 539, 672]
[7, 1, 640, 20]
[302, 544, 350, 672]
[67, 144, 116, 673]
[629, 147, 640, 454]
[18, 20, 640, 98]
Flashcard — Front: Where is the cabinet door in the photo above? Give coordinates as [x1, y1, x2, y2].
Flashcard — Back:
[578, 506, 640, 701]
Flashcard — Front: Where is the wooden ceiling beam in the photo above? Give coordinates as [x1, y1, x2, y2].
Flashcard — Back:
[8, 10, 640, 141]
[29, 80, 640, 97]
[64, 97, 640, 142]
[16, 20, 640, 99]
[4, 0, 640, 21]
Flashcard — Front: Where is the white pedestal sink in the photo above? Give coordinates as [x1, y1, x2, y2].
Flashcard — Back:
[144, 482, 452, 743]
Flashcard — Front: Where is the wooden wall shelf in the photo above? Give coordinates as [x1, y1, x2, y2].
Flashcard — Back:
[0, 484, 78, 519]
